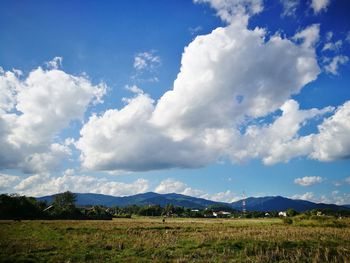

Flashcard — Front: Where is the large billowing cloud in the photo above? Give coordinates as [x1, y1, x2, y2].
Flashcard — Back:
[1, 1, 349, 176]
[227, 99, 350, 164]
[229, 99, 350, 164]
[76, 92, 219, 171]
[152, 23, 320, 137]
[0, 58, 106, 173]
[77, 16, 325, 171]
[311, 101, 350, 161]
[227, 99, 333, 164]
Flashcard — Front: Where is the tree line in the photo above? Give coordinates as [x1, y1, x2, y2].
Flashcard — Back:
[1, 192, 349, 220]
[0, 192, 111, 220]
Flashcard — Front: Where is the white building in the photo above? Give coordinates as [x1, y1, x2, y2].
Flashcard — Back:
[278, 211, 287, 217]
[213, 211, 231, 217]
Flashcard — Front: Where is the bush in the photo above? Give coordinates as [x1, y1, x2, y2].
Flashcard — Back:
[286, 208, 298, 217]
[283, 218, 293, 225]
[309, 215, 334, 221]
[114, 213, 132, 218]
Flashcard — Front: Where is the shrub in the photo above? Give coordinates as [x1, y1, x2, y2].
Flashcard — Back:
[114, 213, 132, 218]
[283, 217, 293, 225]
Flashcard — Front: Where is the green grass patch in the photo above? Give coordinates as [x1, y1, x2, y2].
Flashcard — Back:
[0, 218, 349, 262]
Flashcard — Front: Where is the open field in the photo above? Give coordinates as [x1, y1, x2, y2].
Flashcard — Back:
[1, 217, 350, 262]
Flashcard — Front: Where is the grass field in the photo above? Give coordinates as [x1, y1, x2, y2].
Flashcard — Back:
[1, 217, 350, 262]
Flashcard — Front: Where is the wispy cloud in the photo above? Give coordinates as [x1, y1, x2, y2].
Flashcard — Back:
[291, 192, 314, 201]
[133, 51, 161, 71]
[280, 0, 299, 17]
[324, 55, 349, 75]
[310, 0, 331, 14]
[188, 26, 203, 35]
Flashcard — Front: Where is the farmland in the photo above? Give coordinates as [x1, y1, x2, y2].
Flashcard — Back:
[1, 217, 350, 262]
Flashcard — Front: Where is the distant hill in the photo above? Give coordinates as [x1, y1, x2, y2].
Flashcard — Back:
[37, 192, 350, 211]
[231, 196, 349, 212]
[37, 192, 223, 209]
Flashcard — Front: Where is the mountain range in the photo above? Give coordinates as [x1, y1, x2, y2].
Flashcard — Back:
[37, 192, 221, 209]
[37, 192, 350, 212]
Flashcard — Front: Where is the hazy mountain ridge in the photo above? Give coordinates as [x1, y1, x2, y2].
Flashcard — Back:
[231, 196, 348, 212]
[37, 192, 350, 212]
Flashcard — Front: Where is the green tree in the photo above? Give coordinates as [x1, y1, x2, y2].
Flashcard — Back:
[139, 205, 162, 216]
[163, 204, 174, 216]
[51, 192, 84, 219]
[286, 208, 298, 217]
[53, 191, 77, 208]
[0, 194, 47, 219]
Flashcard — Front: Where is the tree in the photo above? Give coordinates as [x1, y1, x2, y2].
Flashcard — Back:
[53, 191, 77, 208]
[51, 192, 84, 219]
[0, 194, 47, 219]
[163, 204, 174, 216]
[286, 208, 298, 217]
[139, 205, 162, 216]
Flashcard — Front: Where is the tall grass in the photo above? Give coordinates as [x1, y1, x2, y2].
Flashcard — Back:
[0, 218, 349, 262]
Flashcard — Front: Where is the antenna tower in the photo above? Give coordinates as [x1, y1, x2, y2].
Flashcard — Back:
[242, 191, 246, 214]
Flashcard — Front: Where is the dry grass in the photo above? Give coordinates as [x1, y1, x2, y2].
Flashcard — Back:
[0, 217, 349, 262]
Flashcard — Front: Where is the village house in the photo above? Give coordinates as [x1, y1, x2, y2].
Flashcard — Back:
[213, 211, 231, 218]
[278, 211, 287, 217]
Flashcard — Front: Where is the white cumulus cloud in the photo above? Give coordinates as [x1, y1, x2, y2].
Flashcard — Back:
[77, 93, 218, 171]
[13, 171, 149, 197]
[292, 191, 350, 205]
[0, 173, 20, 191]
[291, 192, 314, 201]
[45, 56, 62, 69]
[227, 99, 333, 164]
[202, 190, 241, 203]
[155, 178, 240, 203]
[2, 2, 345, 176]
[0, 58, 106, 173]
[155, 178, 205, 197]
[294, 176, 324, 186]
[76, 9, 327, 172]
[311, 101, 350, 161]
[293, 24, 320, 49]
[194, 0, 263, 23]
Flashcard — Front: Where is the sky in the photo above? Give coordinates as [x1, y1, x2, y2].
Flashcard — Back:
[0, 0, 350, 204]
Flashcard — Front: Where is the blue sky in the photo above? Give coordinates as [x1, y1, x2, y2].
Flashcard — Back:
[0, 0, 349, 204]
